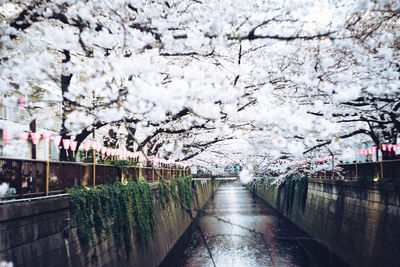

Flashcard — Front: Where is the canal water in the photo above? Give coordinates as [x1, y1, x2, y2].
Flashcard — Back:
[160, 182, 348, 267]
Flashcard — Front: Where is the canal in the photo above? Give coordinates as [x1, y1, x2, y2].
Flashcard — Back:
[160, 182, 348, 267]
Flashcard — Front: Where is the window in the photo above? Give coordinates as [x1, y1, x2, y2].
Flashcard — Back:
[1, 103, 30, 123]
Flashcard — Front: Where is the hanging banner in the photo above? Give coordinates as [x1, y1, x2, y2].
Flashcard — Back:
[62, 139, 71, 157]
[19, 132, 29, 143]
[52, 135, 62, 152]
[96, 144, 102, 153]
[62, 139, 71, 150]
[70, 141, 78, 151]
[83, 142, 91, 152]
[70, 141, 78, 157]
[3, 130, 13, 143]
[30, 132, 41, 145]
[83, 141, 91, 158]
[90, 142, 97, 149]
[41, 131, 51, 142]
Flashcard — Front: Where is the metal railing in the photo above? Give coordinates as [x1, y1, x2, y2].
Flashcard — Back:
[192, 173, 239, 178]
[312, 159, 400, 180]
[0, 157, 190, 200]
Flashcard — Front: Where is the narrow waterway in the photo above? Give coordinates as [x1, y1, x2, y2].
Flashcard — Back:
[160, 182, 348, 267]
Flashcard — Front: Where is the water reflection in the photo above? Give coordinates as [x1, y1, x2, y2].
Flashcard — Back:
[161, 182, 347, 267]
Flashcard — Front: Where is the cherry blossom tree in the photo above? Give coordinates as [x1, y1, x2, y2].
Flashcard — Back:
[1, 0, 399, 179]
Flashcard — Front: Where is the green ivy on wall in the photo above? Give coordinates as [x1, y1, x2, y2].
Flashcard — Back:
[170, 178, 178, 204]
[69, 188, 95, 252]
[68, 180, 155, 258]
[158, 176, 193, 211]
[126, 181, 155, 247]
[278, 174, 308, 215]
[177, 176, 193, 210]
[158, 179, 170, 209]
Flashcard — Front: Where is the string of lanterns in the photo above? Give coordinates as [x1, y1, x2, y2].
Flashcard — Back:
[357, 144, 400, 156]
[272, 143, 400, 166]
[6, 128, 398, 167]
[2, 130, 189, 168]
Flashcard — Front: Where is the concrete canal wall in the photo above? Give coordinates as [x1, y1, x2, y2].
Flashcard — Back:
[0, 179, 219, 267]
[253, 178, 400, 267]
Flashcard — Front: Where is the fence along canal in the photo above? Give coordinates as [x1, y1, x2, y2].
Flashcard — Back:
[0, 156, 189, 200]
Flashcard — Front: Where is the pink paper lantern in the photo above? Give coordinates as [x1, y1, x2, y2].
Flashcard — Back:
[111, 149, 116, 156]
[30, 132, 41, 145]
[393, 145, 398, 152]
[18, 97, 27, 108]
[19, 132, 29, 143]
[101, 147, 107, 154]
[83, 142, 91, 151]
[3, 130, 13, 143]
[52, 135, 62, 147]
[106, 148, 112, 156]
[42, 131, 52, 142]
[70, 141, 78, 152]
[96, 144, 102, 152]
[381, 144, 387, 151]
[91, 142, 97, 149]
[62, 139, 71, 150]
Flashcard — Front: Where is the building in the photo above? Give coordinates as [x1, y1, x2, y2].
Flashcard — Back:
[0, 87, 62, 160]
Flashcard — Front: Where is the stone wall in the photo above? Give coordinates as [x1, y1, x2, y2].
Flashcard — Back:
[0, 179, 218, 267]
[253, 178, 400, 267]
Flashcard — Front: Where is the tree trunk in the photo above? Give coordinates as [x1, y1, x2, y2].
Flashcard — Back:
[30, 119, 36, 159]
